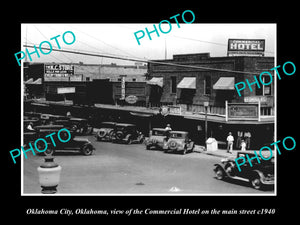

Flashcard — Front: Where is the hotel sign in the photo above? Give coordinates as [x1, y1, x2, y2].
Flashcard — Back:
[227, 39, 265, 56]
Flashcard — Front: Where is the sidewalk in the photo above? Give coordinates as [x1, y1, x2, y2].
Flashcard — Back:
[194, 145, 257, 158]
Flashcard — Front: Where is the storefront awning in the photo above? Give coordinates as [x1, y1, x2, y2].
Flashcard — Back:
[213, 77, 235, 90]
[31, 78, 42, 85]
[24, 78, 33, 84]
[147, 77, 163, 87]
[177, 77, 196, 89]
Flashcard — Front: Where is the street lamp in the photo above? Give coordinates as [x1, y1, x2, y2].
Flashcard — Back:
[204, 101, 209, 142]
[37, 155, 62, 194]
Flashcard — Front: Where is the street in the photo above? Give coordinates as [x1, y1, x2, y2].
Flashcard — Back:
[23, 135, 272, 195]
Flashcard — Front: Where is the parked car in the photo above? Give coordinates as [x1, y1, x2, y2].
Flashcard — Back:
[35, 126, 95, 156]
[163, 131, 194, 154]
[112, 123, 144, 144]
[69, 118, 93, 135]
[96, 122, 116, 141]
[145, 128, 167, 150]
[40, 114, 69, 125]
[213, 151, 274, 190]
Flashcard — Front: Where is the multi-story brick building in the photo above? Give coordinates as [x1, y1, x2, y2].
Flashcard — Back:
[147, 52, 274, 116]
[147, 52, 275, 148]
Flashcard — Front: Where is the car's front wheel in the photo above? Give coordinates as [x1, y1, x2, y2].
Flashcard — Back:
[214, 166, 225, 180]
[250, 174, 262, 190]
[81, 145, 94, 156]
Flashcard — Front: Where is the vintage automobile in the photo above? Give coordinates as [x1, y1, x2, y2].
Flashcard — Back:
[213, 151, 274, 190]
[145, 128, 167, 150]
[34, 126, 95, 156]
[112, 123, 145, 144]
[96, 122, 116, 141]
[40, 114, 69, 125]
[163, 131, 195, 154]
[69, 117, 93, 135]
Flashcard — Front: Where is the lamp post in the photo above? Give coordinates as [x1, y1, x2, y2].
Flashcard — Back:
[204, 101, 209, 142]
[37, 154, 62, 194]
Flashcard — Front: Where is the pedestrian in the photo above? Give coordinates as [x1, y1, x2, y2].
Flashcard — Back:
[240, 139, 246, 151]
[227, 132, 234, 153]
[66, 111, 72, 118]
[236, 131, 243, 149]
[165, 124, 172, 139]
[165, 124, 172, 131]
[244, 131, 251, 149]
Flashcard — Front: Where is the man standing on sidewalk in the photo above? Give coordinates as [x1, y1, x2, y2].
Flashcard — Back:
[227, 132, 234, 154]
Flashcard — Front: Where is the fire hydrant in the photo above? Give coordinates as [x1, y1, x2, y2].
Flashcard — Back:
[37, 155, 62, 194]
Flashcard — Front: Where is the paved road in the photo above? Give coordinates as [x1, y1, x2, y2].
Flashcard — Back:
[23, 136, 273, 195]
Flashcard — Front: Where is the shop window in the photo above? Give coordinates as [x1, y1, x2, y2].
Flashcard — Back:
[171, 76, 177, 93]
[204, 76, 211, 95]
[255, 75, 272, 96]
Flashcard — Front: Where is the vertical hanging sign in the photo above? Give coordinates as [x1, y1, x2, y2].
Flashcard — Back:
[120, 75, 126, 100]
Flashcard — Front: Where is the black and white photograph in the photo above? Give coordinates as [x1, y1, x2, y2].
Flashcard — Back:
[21, 23, 276, 195]
[4, 4, 298, 220]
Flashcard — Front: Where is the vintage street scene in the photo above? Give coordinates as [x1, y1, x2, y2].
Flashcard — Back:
[22, 24, 276, 195]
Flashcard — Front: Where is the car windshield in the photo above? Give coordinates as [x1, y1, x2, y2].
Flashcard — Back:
[169, 132, 185, 138]
[116, 125, 135, 130]
[152, 130, 166, 136]
[101, 123, 115, 128]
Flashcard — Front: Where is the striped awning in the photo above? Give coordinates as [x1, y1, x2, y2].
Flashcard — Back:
[147, 77, 163, 87]
[213, 77, 235, 90]
[177, 77, 196, 89]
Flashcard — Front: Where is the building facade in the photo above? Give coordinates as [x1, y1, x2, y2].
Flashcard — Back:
[24, 62, 148, 105]
[147, 53, 274, 116]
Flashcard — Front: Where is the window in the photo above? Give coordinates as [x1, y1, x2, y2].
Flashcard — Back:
[204, 76, 211, 95]
[255, 75, 272, 96]
[171, 76, 177, 93]
[263, 75, 271, 96]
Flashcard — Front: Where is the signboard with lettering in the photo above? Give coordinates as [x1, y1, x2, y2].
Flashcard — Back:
[159, 105, 182, 116]
[120, 75, 126, 100]
[57, 87, 76, 94]
[44, 64, 75, 81]
[227, 39, 265, 56]
[227, 103, 259, 120]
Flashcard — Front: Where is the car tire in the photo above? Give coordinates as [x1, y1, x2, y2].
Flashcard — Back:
[81, 145, 94, 156]
[250, 174, 262, 190]
[215, 166, 225, 180]
[146, 145, 151, 150]
[98, 130, 107, 138]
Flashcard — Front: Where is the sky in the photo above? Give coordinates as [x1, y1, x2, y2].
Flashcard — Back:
[21, 23, 276, 65]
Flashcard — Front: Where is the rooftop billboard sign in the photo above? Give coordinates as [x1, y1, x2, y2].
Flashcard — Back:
[227, 39, 265, 56]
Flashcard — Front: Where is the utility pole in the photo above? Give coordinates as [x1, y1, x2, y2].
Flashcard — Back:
[164, 38, 167, 59]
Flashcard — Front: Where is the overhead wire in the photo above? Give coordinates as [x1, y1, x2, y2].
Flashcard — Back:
[23, 44, 266, 76]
